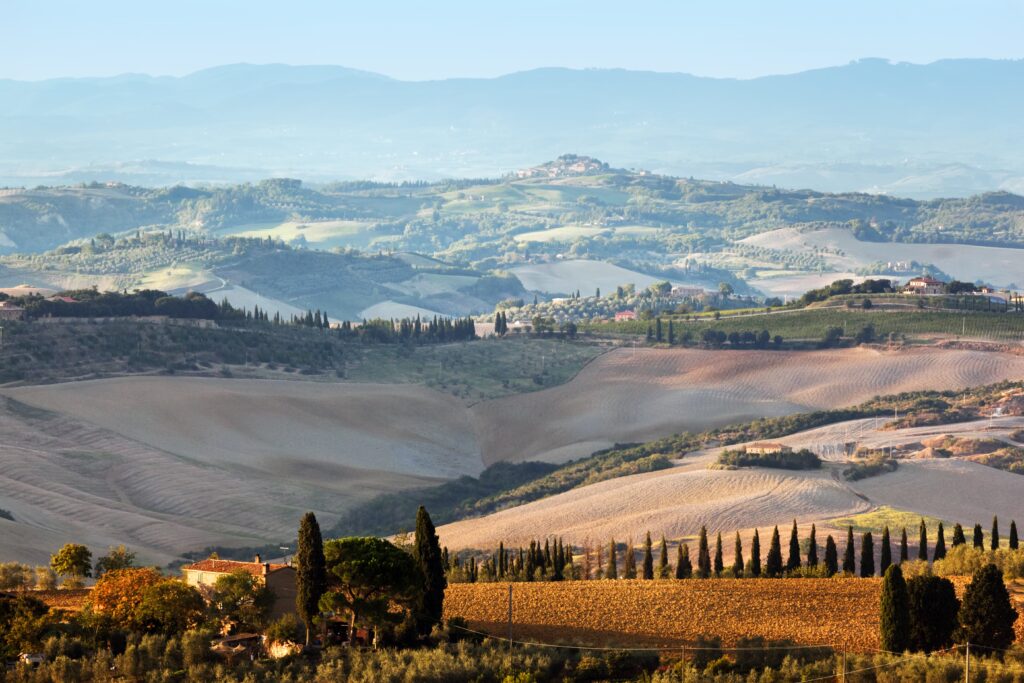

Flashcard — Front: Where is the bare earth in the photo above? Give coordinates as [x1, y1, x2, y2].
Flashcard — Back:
[3, 345, 1024, 563]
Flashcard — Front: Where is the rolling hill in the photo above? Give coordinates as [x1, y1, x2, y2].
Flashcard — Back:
[3, 343, 1024, 564]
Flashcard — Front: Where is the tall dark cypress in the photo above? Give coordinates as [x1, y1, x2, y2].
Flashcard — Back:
[807, 524, 818, 567]
[414, 506, 447, 635]
[295, 512, 327, 646]
[607, 540, 618, 579]
[697, 527, 711, 579]
[824, 535, 838, 576]
[786, 520, 801, 572]
[952, 523, 966, 547]
[765, 526, 783, 577]
[642, 532, 654, 580]
[733, 532, 744, 577]
[879, 565, 911, 652]
[900, 528, 909, 563]
[750, 529, 762, 577]
[918, 519, 928, 561]
[1010, 521, 1019, 550]
[676, 544, 692, 579]
[843, 526, 856, 574]
[624, 539, 638, 579]
[992, 516, 1000, 550]
[933, 523, 947, 561]
[658, 537, 670, 579]
[879, 527, 892, 575]
[973, 524, 984, 549]
[860, 532, 876, 577]
[714, 533, 724, 576]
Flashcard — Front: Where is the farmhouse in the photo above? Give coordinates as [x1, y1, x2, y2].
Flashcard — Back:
[744, 442, 792, 455]
[181, 555, 297, 620]
[0, 301, 25, 320]
[904, 276, 946, 296]
[614, 310, 637, 321]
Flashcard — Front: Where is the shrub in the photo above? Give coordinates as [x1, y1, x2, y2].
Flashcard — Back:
[717, 448, 821, 470]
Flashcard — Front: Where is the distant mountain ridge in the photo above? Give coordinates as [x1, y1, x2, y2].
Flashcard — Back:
[1, 59, 1023, 196]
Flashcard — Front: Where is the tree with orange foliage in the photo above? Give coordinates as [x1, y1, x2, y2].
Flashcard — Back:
[88, 567, 164, 630]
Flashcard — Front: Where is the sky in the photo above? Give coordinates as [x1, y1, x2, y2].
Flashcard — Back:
[2, 0, 1022, 81]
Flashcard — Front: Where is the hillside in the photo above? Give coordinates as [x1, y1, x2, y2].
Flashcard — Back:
[3, 334, 1024, 564]
[4, 164, 1024, 307]
[0, 231, 526, 319]
[3, 60, 1024, 196]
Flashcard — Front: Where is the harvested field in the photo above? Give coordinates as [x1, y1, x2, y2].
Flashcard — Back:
[444, 579, 882, 650]
[742, 227, 1024, 288]
[510, 259, 687, 295]
[474, 346, 1024, 465]
[445, 578, 1024, 650]
[4, 344, 1024, 563]
[438, 466, 870, 552]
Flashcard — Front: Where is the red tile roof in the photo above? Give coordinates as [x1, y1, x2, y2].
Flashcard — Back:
[181, 559, 290, 577]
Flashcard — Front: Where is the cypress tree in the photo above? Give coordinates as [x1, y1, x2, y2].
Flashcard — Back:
[992, 516, 1000, 550]
[750, 529, 761, 577]
[713, 533, 724, 576]
[732, 532, 744, 577]
[952, 523, 966, 547]
[918, 519, 928, 561]
[824, 535, 838, 577]
[658, 537, 670, 579]
[606, 540, 618, 579]
[860, 532, 875, 577]
[697, 527, 711, 579]
[765, 526, 783, 577]
[1011, 521, 1019, 550]
[295, 512, 327, 646]
[414, 506, 447, 635]
[880, 527, 892, 576]
[642, 532, 654, 580]
[842, 526, 856, 574]
[973, 523, 984, 549]
[879, 565, 911, 653]
[958, 564, 1019, 651]
[807, 524, 818, 567]
[786, 520, 801, 572]
[900, 528, 909, 563]
[624, 539, 638, 579]
[676, 544, 692, 579]
[907, 574, 960, 653]
[933, 523, 947, 561]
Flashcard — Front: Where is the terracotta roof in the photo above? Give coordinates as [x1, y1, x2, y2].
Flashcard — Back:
[907, 276, 944, 285]
[181, 559, 290, 576]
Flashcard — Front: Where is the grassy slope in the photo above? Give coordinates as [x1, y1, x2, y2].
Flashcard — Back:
[0, 319, 603, 402]
[585, 308, 1024, 343]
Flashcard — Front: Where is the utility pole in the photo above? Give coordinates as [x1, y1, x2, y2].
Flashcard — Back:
[841, 649, 846, 682]
[965, 642, 970, 682]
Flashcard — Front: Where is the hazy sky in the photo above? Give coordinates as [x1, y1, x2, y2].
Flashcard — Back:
[3, 0, 1022, 81]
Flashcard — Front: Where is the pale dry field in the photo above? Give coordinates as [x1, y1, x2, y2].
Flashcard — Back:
[474, 346, 1024, 465]
[510, 259, 682, 295]
[3, 345, 1024, 564]
[742, 226, 1024, 287]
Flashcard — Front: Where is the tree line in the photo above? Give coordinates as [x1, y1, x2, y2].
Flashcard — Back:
[447, 517, 1022, 583]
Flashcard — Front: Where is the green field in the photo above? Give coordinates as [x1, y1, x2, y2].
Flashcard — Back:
[342, 336, 606, 401]
[587, 308, 1024, 343]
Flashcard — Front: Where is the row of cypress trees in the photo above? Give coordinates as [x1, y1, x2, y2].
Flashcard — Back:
[447, 517, 1020, 582]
